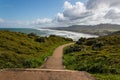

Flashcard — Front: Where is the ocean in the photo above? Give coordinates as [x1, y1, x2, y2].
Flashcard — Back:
[0, 28, 98, 41]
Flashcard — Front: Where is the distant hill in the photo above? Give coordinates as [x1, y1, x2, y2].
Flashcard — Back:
[50, 24, 120, 36]
[109, 31, 120, 35]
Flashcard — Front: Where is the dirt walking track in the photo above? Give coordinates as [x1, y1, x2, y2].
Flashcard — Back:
[0, 43, 95, 80]
[40, 43, 74, 69]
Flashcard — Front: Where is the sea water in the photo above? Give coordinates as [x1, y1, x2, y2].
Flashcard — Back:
[0, 28, 98, 41]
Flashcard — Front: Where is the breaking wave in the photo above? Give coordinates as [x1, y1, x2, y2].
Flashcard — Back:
[35, 28, 98, 41]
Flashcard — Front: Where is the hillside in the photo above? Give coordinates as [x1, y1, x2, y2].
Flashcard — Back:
[50, 24, 120, 36]
[63, 32, 120, 80]
[0, 30, 72, 69]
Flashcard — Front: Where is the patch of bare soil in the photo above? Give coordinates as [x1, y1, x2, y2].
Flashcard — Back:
[0, 69, 95, 80]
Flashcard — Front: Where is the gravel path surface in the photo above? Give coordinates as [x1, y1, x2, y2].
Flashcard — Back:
[0, 69, 95, 80]
[40, 43, 74, 69]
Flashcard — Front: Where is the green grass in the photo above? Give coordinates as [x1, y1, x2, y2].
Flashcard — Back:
[63, 34, 120, 79]
[93, 74, 120, 80]
[0, 30, 73, 68]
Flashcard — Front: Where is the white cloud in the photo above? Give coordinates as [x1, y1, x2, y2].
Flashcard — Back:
[64, 1, 73, 10]
[104, 8, 120, 19]
[63, 1, 87, 20]
[55, 13, 67, 22]
[30, 18, 54, 27]
[32, 18, 52, 24]
[0, 18, 4, 23]
[0, 19, 31, 28]
[54, 0, 120, 26]
[1, 0, 120, 28]
[86, 0, 120, 9]
[0, 18, 52, 28]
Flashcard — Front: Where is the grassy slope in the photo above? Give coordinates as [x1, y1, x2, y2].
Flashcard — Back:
[94, 74, 120, 80]
[63, 34, 120, 80]
[0, 30, 72, 68]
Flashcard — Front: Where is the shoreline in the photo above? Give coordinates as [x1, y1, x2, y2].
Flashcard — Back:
[0, 28, 98, 41]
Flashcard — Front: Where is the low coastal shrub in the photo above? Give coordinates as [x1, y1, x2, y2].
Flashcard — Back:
[63, 35, 120, 74]
[0, 30, 72, 68]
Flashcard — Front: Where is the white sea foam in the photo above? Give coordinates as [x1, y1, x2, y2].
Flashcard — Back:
[35, 28, 98, 41]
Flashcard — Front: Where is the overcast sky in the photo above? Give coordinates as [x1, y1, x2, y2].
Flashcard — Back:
[0, 0, 120, 28]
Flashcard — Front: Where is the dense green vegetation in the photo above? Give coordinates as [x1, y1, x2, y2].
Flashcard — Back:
[0, 30, 72, 68]
[63, 33, 120, 80]
[93, 74, 120, 80]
